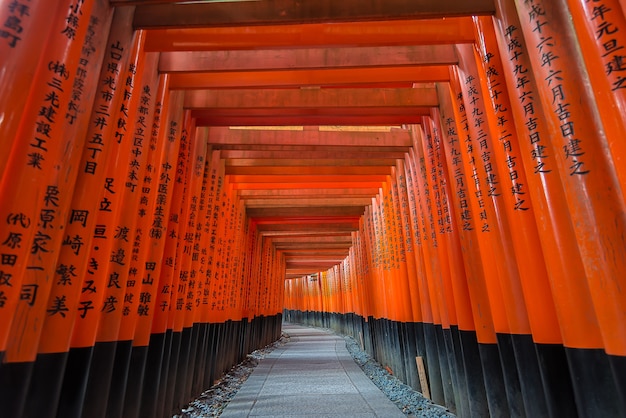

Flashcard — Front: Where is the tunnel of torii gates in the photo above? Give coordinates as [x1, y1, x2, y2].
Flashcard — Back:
[1, 0, 626, 418]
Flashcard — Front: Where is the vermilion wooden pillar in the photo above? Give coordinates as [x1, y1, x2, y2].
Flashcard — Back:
[0, 2, 109, 416]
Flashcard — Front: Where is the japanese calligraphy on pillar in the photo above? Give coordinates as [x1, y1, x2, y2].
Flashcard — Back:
[478, 30, 531, 212]
[1, 0, 32, 48]
[443, 115, 474, 232]
[456, 82, 492, 233]
[66, 14, 98, 125]
[426, 124, 454, 233]
[121, 73, 161, 325]
[501, 24, 554, 177]
[523, 1, 590, 175]
[583, 0, 626, 91]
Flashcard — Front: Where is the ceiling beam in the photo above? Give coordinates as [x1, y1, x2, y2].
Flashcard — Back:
[205, 126, 412, 147]
[226, 166, 391, 175]
[270, 235, 353, 244]
[185, 88, 438, 110]
[228, 175, 388, 183]
[170, 66, 449, 89]
[220, 150, 407, 159]
[249, 207, 366, 217]
[133, 1, 494, 29]
[243, 197, 373, 207]
[159, 45, 458, 73]
[225, 158, 398, 167]
[196, 115, 426, 126]
[143, 18, 476, 51]
[237, 188, 380, 198]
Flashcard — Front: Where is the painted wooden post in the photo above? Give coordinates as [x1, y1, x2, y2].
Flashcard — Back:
[511, 1, 626, 415]
[117, 94, 185, 418]
[565, 0, 626, 199]
[0, 0, 59, 177]
[0, 2, 112, 416]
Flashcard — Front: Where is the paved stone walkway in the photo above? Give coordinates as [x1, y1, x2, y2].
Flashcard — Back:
[221, 323, 405, 417]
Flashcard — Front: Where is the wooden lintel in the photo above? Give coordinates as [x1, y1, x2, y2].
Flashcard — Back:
[228, 174, 387, 183]
[196, 115, 427, 126]
[219, 150, 408, 160]
[232, 182, 383, 191]
[280, 247, 351, 253]
[270, 235, 353, 244]
[144, 20, 475, 52]
[134, 2, 493, 29]
[215, 144, 412, 153]
[159, 45, 457, 73]
[243, 198, 372, 207]
[226, 166, 391, 176]
[207, 127, 412, 147]
[171, 66, 448, 89]
[185, 88, 437, 110]
[249, 207, 365, 218]
[225, 159, 398, 167]
[237, 188, 380, 198]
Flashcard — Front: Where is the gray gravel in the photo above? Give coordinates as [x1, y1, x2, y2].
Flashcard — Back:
[344, 334, 455, 417]
[173, 327, 455, 417]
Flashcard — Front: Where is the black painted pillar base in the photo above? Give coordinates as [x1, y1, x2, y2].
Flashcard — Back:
[56, 346, 94, 418]
[121, 344, 148, 418]
[566, 347, 622, 417]
[24, 352, 69, 418]
[163, 330, 182, 417]
[458, 331, 489, 417]
[495, 333, 525, 417]
[105, 340, 132, 418]
[156, 329, 174, 418]
[82, 341, 118, 418]
[509, 334, 548, 418]
[0, 360, 33, 417]
[449, 326, 469, 418]
[534, 343, 578, 418]
[609, 354, 626, 417]
[138, 333, 166, 418]
[477, 342, 510, 417]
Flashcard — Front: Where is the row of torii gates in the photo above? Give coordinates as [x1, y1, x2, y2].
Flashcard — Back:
[1, 0, 626, 417]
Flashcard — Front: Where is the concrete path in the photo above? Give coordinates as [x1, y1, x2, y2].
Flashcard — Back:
[221, 323, 405, 418]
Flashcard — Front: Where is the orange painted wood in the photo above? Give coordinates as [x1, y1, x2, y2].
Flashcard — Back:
[43, 30, 155, 355]
[488, 3, 594, 347]
[515, 0, 626, 355]
[134, 2, 493, 29]
[116, 73, 170, 342]
[472, 16, 562, 343]
[148, 111, 193, 335]
[196, 115, 430, 127]
[0, 0, 57, 178]
[219, 150, 408, 160]
[456, 39, 533, 337]
[159, 45, 458, 73]
[100, 52, 160, 344]
[237, 188, 381, 198]
[407, 134, 448, 329]
[130, 90, 185, 347]
[226, 159, 398, 167]
[185, 88, 438, 111]
[0, 0, 110, 359]
[242, 198, 373, 207]
[143, 19, 476, 52]
[226, 164, 390, 179]
[436, 72, 498, 344]
[393, 161, 424, 323]
[172, 66, 449, 90]
[565, 0, 626, 201]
